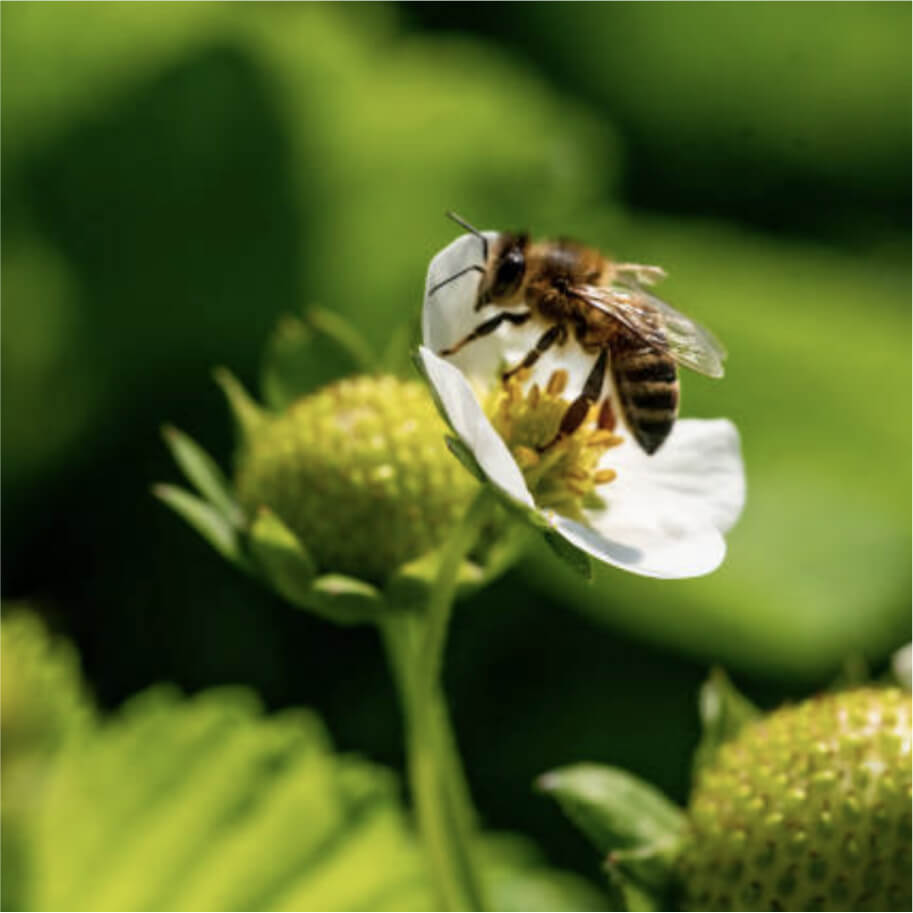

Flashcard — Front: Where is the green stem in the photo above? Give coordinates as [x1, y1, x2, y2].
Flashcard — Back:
[381, 488, 495, 911]
[419, 488, 495, 705]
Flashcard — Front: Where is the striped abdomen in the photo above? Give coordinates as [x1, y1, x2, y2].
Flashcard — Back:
[610, 333, 679, 455]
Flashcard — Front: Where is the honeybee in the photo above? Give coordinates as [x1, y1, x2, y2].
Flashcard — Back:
[430, 213, 726, 455]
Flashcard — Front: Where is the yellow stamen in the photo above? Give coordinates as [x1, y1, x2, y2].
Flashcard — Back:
[547, 370, 569, 396]
[485, 372, 623, 522]
[514, 446, 540, 469]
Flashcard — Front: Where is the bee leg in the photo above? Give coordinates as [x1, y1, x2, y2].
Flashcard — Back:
[502, 324, 566, 381]
[438, 310, 531, 357]
[539, 348, 608, 451]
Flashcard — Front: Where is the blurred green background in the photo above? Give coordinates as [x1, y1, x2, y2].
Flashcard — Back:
[3, 2, 910, 900]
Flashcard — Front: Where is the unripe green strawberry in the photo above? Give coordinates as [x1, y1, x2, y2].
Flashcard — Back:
[234, 375, 478, 582]
[679, 687, 912, 911]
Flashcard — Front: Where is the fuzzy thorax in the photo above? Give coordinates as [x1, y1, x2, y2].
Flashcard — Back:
[485, 370, 623, 523]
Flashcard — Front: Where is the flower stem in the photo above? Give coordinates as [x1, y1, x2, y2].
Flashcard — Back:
[381, 487, 495, 911]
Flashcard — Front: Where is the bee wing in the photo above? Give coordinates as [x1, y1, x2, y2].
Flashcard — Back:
[571, 283, 727, 378]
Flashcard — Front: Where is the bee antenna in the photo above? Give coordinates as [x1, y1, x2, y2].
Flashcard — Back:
[427, 264, 485, 297]
[446, 211, 489, 262]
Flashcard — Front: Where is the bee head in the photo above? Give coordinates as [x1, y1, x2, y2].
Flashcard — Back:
[478, 233, 528, 309]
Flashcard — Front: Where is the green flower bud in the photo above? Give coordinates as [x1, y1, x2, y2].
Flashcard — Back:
[679, 687, 912, 912]
[232, 375, 478, 582]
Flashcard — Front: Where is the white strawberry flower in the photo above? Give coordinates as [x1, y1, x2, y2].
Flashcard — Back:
[418, 231, 746, 579]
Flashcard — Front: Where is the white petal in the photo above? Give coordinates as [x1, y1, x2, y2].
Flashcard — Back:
[606, 418, 745, 534]
[417, 347, 535, 510]
[551, 512, 726, 579]
[548, 418, 744, 579]
[422, 231, 499, 361]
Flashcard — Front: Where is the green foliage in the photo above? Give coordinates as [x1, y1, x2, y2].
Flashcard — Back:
[22, 686, 430, 912]
[428, 4, 911, 236]
[691, 668, 761, 777]
[2, 3, 616, 497]
[5, 612, 604, 912]
[1, 611, 94, 761]
[2, 611, 94, 910]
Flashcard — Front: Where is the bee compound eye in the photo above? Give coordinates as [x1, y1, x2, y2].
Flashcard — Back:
[493, 248, 525, 294]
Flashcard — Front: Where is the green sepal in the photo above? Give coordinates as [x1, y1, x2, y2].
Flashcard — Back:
[248, 508, 381, 625]
[538, 764, 685, 912]
[692, 667, 761, 776]
[386, 517, 532, 611]
[444, 435, 487, 483]
[543, 531, 592, 581]
[604, 838, 684, 910]
[385, 545, 487, 612]
[603, 852, 668, 913]
[160, 425, 244, 527]
[261, 310, 376, 411]
[537, 763, 685, 856]
[153, 484, 251, 571]
[307, 574, 385, 624]
[213, 368, 266, 443]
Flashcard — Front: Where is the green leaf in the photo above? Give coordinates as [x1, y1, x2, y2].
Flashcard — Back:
[7, 625, 607, 912]
[153, 484, 251, 571]
[692, 667, 761, 776]
[479, 833, 607, 911]
[248, 508, 381, 625]
[543, 530, 592, 581]
[1, 610, 95, 912]
[261, 310, 376, 412]
[21, 686, 431, 912]
[160, 425, 244, 527]
[537, 763, 685, 856]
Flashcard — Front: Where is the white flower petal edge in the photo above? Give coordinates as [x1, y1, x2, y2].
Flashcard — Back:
[556, 419, 744, 578]
[417, 347, 535, 510]
[553, 513, 726, 580]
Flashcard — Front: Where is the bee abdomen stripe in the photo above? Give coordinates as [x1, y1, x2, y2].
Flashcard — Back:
[628, 408, 676, 423]
[629, 389, 679, 411]
[635, 419, 673, 436]
[622, 362, 677, 383]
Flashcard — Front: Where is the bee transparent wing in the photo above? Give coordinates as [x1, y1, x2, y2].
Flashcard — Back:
[571, 283, 727, 378]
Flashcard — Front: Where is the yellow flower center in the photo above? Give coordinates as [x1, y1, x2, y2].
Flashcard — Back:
[485, 369, 624, 522]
